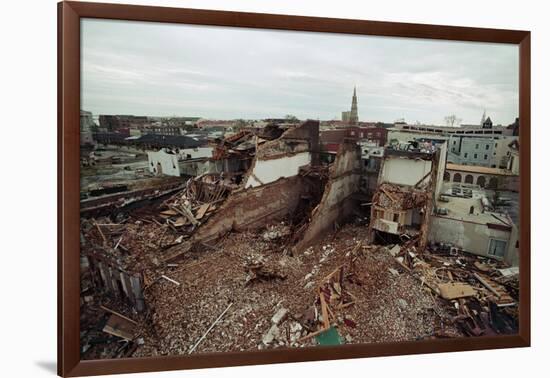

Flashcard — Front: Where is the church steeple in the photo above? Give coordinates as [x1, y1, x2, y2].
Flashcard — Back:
[480, 109, 487, 126]
[350, 86, 358, 124]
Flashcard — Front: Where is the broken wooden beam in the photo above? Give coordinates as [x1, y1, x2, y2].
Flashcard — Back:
[319, 288, 330, 330]
[438, 282, 476, 300]
[100, 305, 138, 325]
[94, 221, 108, 245]
[474, 273, 501, 298]
[102, 313, 136, 340]
[161, 275, 181, 286]
[380, 186, 397, 202]
[298, 326, 329, 343]
[188, 303, 233, 354]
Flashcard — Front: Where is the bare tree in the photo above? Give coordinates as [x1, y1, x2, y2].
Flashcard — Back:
[444, 114, 462, 127]
[285, 114, 299, 123]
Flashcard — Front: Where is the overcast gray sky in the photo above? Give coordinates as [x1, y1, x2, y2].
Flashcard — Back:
[81, 19, 519, 125]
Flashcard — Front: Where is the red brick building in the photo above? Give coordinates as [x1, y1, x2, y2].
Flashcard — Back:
[320, 126, 387, 153]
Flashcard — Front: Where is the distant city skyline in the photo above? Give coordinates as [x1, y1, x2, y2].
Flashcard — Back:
[82, 19, 519, 125]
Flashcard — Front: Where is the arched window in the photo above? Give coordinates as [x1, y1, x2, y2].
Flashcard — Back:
[444, 172, 450, 181]
[488, 177, 499, 189]
[453, 173, 462, 183]
[465, 174, 474, 184]
[477, 175, 486, 187]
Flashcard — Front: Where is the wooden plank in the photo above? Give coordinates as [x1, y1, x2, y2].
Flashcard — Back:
[319, 288, 330, 329]
[161, 275, 181, 286]
[102, 313, 136, 340]
[195, 203, 210, 220]
[380, 186, 397, 202]
[122, 272, 136, 305]
[414, 170, 432, 188]
[438, 282, 476, 300]
[323, 264, 345, 283]
[188, 303, 233, 354]
[100, 305, 138, 325]
[298, 327, 329, 343]
[474, 273, 501, 298]
[94, 220, 107, 245]
[169, 217, 188, 227]
[169, 204, 199, 226]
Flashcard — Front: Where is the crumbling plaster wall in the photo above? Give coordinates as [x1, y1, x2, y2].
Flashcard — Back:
[379, 157, 432, 186]
[245, 152, 311, 188]
[429, 215, 519, 265]
[244, 120, 319, 188]
[294, 142, 362, 252]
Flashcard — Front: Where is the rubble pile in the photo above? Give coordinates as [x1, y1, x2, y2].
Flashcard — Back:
[376, 183, 428, 210]
[391, 241, 519, 337]
[157, 175, 231, 236]
[80, 203, 519, 359]
[78, 119, 521, 360]
[132, 224, 452, 356]
[212, 130, 257, 160]
[81, 217, 175, 273]
[79, 295, 146, 359]
[262, 222, 292, 242]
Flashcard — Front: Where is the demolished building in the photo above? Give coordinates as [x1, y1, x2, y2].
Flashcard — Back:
[366, 139, 519, 266]
[81, 120, 327, 308]
[162, 120, 328, 261]
[367, 140, 446, 250]
[79, 121, 520, 359]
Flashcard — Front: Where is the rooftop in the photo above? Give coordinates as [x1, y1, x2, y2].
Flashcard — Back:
[436, 183, 513, 226]
[446, 163, 515, 176]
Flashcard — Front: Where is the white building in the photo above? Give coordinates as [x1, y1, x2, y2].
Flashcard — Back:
[430, 182, 519, 266]
[147, 147, 214, 177]
[387, 126, 518, 169]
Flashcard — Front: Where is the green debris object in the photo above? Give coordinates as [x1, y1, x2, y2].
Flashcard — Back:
[315, 326, 342, 346]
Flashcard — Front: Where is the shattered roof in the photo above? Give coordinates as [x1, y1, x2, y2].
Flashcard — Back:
[375, 183, 428, 210]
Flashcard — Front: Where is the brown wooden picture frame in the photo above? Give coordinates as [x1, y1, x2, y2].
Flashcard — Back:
[58, 1, 531, 376]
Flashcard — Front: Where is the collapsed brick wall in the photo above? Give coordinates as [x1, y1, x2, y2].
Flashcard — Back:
[293, 142, 362, 252]
[241, 120, 319, 189]
[255, 119, 319, 163]
[192, 175, 307, 243]
[163, 120, 322, 262]
[194, 121, 320, 242]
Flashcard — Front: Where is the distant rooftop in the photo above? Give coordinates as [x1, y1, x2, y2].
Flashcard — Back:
[436, 183, 513, 227]
[446, 163, 515, 176]
[391, 123, 512, 136]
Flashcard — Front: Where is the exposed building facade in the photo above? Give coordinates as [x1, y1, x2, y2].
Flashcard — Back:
[444, 163, 519, 191]
[367, 141, 447, 249]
